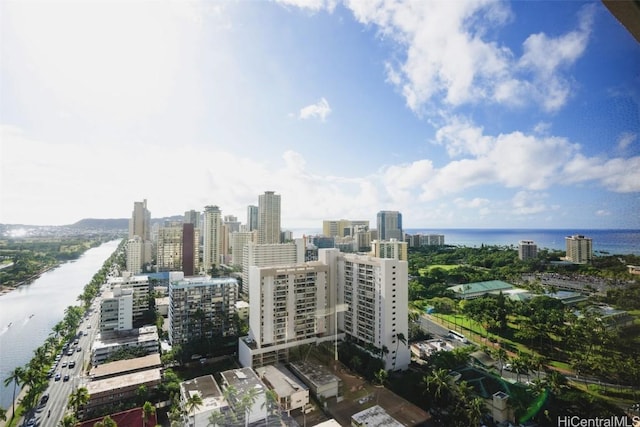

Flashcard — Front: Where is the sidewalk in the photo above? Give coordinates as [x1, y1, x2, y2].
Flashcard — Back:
[0, 385, 29, 427]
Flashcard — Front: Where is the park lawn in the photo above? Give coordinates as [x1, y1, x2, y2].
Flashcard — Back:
[418, 264, 459, 275]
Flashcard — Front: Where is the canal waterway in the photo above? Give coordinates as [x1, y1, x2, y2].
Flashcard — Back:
[0, 239, 121, 410]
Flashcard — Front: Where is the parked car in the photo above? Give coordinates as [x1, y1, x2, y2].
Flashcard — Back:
[40, 393, 49, 404]
[504, 363, 513, 371]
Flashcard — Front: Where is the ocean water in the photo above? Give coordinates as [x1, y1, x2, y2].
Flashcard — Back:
[291, 228, 640, 255]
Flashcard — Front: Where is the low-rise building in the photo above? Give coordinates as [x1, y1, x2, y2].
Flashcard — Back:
[288, 361, 341, 400]
[179, 375, 229, 427]
[91, 326, 159, 366]
[219, 368, 268, 426]
[255, 364, 309, 414]
[351, 405, 403, 427]
[85, 368, 162, 412]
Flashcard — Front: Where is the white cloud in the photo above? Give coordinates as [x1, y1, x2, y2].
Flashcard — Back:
[454, 197, 490, 208]
[276, 0, 338, 13]
[617, 132, 637, 151]
[595, 209, 611, 217]
[298, 98, 332, 121]
[291, 1, 593, 114]
[511, 191, 548, 215]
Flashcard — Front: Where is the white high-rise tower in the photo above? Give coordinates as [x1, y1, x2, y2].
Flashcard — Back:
[203, 205, 223, 270]
[258, 191, 281, 244]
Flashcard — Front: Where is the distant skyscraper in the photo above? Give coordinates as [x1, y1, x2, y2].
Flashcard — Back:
[203, 205, 223, 270]
[247, 205, 258, 231]
[322, 219, 369, 237]
[518, 240, 538, 261]
[377, 210, 403, 241]
[184, 209, 201, 230]
[126, 236, 144, 274]
[258, 191, 281, 244]
[129, 199, 150, 241]
[565, 235, 592, 264]
[156, 221, 200, 275]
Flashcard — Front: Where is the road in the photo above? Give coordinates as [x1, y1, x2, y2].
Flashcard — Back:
[25, 294, 102, 427]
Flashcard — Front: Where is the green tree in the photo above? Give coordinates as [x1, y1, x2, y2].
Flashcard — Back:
[60, 414, 78, 427]
[393, 332, 407, 371]
[374, 368, 388, 386]
[94, 415, 117, 427]
[3, 366, 24, 420]
[68, 387, 90, 418]
[142, 401, 156, 427]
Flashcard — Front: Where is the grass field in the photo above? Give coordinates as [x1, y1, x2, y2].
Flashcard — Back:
[418, 264, 459, 275]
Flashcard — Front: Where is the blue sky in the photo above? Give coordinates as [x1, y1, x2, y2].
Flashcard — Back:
[1, 0, 639, 229]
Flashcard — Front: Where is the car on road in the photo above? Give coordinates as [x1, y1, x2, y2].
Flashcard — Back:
[54, 372, 61, 381]
[61, 361, 67, 368]
[77, 346, 82, 352]
[68, 361, 76, 368]
[504, 363, 513, 371]
[25, 417, 36, 427]
[63, 374, 70, 382]
[40, 393, 49, 404]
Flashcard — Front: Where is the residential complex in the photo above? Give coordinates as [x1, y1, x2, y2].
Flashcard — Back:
[99, 285, 133, 332]
[156, 221, 200, 275]
[518, 240, 538, 261]
[202, 205, 223, 270]
[565, 234, 593, 264]
[371, 238, 408, 261]
[168, 273, 239, 345]
[258, 191, 281, 244]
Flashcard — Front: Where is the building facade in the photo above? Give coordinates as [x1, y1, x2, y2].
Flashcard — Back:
[168, 275, 239, 345]
[371, 239, 408, 261]
[241, 240, 306, 295]
[258, 191, 281, 244]
[376, 211, 403, 241]
[99, 285, 133, 332]
[322, 219, 370, 238]
[518, 240, 538, 261]
[565, 234, 593, 264]
[334, 251, 410, 371]
[247, 205, 258, 232]
[203, 205, 223, 270]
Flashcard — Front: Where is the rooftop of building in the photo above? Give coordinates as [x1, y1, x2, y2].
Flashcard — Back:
[351, 405, 403, 427]
[288, 361, 340, 388]
[87, 368, 162, 396]
[255, 365, 308, 398]
[448, 280, 514, 295]
[89, 354, 162, 379]
[170, 276, 238, 288]
[179, 375, 227, 414]
[220, 367, 266, 396]
[93, 326, 159, 348]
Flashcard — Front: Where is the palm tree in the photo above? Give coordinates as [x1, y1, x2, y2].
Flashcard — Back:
[393, 332, 407, 371]
[207, 409, 227, 427]
[59, 414, 78, 427]
[0, 407, 7, 421]
[374, 368, 388, 386]
[185, 392, 203, 424]
[68, 387, 90, 418]
[424, 368, 451, 406]
[142, 401, 156, 427]
[3, 366, 24, 420]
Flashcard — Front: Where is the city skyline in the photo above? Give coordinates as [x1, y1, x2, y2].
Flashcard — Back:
[1, 1, 639, 229]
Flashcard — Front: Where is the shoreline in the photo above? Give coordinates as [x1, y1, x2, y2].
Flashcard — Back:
[0, 384, 29, 427]
[0, 264, 59, 297]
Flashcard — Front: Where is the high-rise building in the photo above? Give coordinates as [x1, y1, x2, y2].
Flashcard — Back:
[371, 239, 408, 261]
[126, 236, 144, 274]
[203, 205, 223, 270]
[230, 231, 255, 267]
[99, 285, 133, 332]
[322, 219, 370, 237]
[241, 240, 306, 295]
[565, 235, 593, 264]
[168, 273, 239, 345]
[518, 240, 538, 261]
[376, 211, 403, 241]
[129, 199, 151, 241]
[156, 221, 200, 275]
[258, 191, 281, 244]
[247, 205, 258, 232]
[110, 274, 150, 325]
[184, 210, 201, 230]
[239, 262, 332, 368]
[333, 251, 410, 371]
